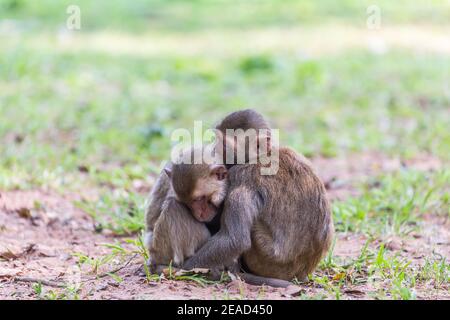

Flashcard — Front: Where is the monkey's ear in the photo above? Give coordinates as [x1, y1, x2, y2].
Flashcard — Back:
[164, 167, 172, 178]
[210, 165, 227, 181]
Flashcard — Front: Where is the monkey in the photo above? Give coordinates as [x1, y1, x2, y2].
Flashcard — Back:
[178, 110, 334, 282]
[144, 110, 293, 287]
[144, 166, 210, 269]
[144, 157, 225, 269]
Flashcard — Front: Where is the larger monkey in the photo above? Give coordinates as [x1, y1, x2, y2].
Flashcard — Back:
[177, 110, 334, 281]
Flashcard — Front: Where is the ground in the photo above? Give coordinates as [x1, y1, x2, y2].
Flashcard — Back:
[0, 0, 449, 299]
[1, 153, 448, 299]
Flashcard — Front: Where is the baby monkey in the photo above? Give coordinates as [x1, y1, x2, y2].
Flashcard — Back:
[145, 151, 227, 269]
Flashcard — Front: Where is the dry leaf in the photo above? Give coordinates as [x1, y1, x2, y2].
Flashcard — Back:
[0, 249, 19, 261]
[171, 268, 210, 276]
[386, 238, 402, 251]
[332, 272, 346, 281]
[284, 285, 304, 297]
[188, 268, 209, 274]
[0, 267, 20, 277]
[344, 289, 365, 296]
[16, 208, 32, 219]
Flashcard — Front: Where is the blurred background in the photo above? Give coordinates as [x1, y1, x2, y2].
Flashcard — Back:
[0, 0, 448, 218]
[0, 0, 449, 299]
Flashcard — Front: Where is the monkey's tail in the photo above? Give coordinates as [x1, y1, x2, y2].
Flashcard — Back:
[236, 272, 293, 288]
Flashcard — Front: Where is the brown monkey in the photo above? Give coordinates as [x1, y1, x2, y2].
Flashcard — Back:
[145, 159, 223, 268]
[179, 111, 334, 281]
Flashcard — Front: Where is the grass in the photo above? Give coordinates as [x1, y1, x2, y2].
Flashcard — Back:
[72, 167, 449, 241]
[313, 239, 449, 300]
[333, 169, 449, 236]
[1, 49, 448, 191]
[0, 0, 449, 300]
[2, 0, 449, 32]
[76, 192, 146, 236]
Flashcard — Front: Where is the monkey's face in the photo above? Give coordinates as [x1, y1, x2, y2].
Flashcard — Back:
[189, 172, 227, 222]
[171, 164, 228, 223]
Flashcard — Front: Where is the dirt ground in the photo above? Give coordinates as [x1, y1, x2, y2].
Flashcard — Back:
[0, 153, 448, 300]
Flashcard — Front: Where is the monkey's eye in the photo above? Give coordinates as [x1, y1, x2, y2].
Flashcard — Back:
[193, 196, 206, 202]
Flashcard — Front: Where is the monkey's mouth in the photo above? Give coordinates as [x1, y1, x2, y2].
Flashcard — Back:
[190, 196, 218, 222]
[197, 203, 218, 222]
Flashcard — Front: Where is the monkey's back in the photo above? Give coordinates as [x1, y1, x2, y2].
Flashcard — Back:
[229, 147, 334, 280]
[151, 198, 211, 266]
[145, 165, 211, 268]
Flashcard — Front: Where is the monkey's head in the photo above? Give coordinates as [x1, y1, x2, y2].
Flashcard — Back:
[215, 109, 270, 133]
[215, 109, 272, 167]
[165, 163, 228, 223]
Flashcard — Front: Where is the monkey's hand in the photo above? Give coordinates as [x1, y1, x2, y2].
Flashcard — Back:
[183, 187, 259, 270]
[146, 256, 174, 275]
[181, 233, 233, 270]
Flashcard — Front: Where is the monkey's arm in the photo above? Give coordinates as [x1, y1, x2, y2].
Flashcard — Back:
[144, 167, 172, 252]
[183, 187, 260, 270]
[145, 168, 171, 232]
[149, 197, 211, 269]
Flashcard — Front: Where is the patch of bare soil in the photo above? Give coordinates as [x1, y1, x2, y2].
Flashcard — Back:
[0, 190, 294, 299]
[0, 190, 113, 298]
[0, 153, 447, 300]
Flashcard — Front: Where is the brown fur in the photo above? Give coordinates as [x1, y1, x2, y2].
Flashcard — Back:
[215, 109, 270, 133]
[183, 146, 334, 281]
[150, 196, 211, 266]
[242, 148, 333, 279]
[145, 166, 212, 267]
